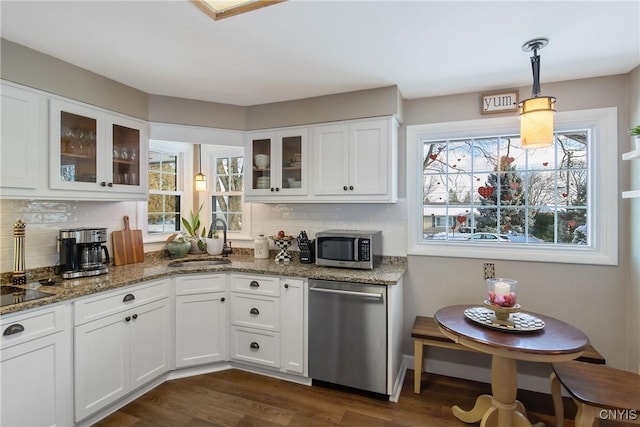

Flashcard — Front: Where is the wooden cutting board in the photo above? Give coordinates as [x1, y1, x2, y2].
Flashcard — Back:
[112, 215, 144, 266]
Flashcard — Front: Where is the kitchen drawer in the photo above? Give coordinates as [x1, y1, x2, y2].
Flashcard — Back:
[230, 294, 280, 332]
[175, 273, 227, 295]
[74, 278, 170, 326]
[1, 303, 68, 349]
[230, 327, 280, 369]
[230, 274, 280, 297]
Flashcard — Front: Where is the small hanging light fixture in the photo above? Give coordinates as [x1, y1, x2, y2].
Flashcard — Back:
[195, 144, 206, 192]
[518, 38, 556, 149]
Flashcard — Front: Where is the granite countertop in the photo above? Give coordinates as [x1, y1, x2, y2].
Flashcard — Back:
[1, 254, 406, 316]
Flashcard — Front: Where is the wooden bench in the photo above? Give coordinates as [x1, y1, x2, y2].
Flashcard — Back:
[550, 361, 640, 426]
[412, 315, 606, 394]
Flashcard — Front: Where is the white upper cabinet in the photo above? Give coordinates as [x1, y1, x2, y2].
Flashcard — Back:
[313, 117, 398, 203]
[0, 82, 45, 193]
[49, 98, 148, 198]
[245, 128, 308, 201]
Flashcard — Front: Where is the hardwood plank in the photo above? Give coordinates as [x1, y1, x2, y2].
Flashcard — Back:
[103, 368, 633, 427]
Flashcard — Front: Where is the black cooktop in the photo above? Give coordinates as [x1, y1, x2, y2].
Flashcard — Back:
[1, 285, 53, 307]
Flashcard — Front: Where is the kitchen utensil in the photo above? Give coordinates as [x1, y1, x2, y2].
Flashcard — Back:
[112, 215, 144, 266]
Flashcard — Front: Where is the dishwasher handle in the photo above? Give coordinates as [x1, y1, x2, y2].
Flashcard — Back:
[309, 286, 383, 299]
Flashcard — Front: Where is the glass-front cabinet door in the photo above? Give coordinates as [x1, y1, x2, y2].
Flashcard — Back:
[50, 99, 105, 192]
[106, 115, 146, 194]
[247, 129, 307, 198]
[50, 99, 147, 196]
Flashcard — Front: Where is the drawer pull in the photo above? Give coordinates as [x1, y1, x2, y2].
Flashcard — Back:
[250, 341, 260, 350]
[125, 316, 131, 322]
[284, 283, 289, 289]
[249, 281, 260, 288]
[221, 297, 226, 302]
[132, 314, 138, 320]
[3, 323, 25, 336]
[249, 307, 260, 315]
[123, 293, 135, 303]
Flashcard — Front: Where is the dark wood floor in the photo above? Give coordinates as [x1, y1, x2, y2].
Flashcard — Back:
[96, 369, 632, 426]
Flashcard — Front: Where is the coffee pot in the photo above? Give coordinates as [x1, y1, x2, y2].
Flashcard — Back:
[58, 228, 110, 279]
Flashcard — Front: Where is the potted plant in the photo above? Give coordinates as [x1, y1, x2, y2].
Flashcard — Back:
[205, 228, 224, 255]
[629, 125, 640, 151]
[165, 233, 191, 259]
[181, 204, 207, 254]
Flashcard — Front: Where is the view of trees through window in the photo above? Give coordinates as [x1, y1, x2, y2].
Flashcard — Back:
[148, 151, 181, 234]
[212, 156, 244, 232]
[422, 131, 589, 245]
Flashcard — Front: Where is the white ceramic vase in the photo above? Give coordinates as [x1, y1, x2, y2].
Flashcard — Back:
[205, 238, 223, 255]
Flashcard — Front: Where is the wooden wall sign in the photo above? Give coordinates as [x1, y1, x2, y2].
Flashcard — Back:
[481, 89, 519, 114]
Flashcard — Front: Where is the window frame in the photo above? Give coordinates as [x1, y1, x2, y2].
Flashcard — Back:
[141, 139, 194, 243]
[406, 107, 618, 265]
[201, 144, 252, 241]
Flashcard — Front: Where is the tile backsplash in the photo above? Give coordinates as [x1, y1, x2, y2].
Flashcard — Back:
[0, 198, 407, 273]
[0, 200, 139, 272]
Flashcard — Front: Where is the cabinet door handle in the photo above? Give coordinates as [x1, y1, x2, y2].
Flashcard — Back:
[123, 293, 135, 303]
[250, 342, 260, 349]
[132, 314, 138, 320]
[270, 187, 275, 192]
[125, 316, 131, 322]
[3, 323, 24, 336]
[249, 281, 260, 288]
[284, 283, 289, 289]
[275, 187, 280, 191]
[108, 182, 113, 187]
[349, 185, 354, 190]
[343, 185, 348, 191]
[100, 182, 107, 187]
[221, 297, 226, 302]
[249, 307, 260, 315]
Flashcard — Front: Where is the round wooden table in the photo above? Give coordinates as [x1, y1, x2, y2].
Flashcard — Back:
[434, 305, 589, 427]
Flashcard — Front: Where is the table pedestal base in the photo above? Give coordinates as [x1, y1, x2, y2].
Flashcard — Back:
[451, 356, 545, 427]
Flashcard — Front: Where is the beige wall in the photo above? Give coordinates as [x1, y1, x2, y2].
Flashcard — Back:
[148, 94, 246, 130]
[402, 75, 634, 374]
[0, 39, 148, 120]
[628, 65, 640, 373]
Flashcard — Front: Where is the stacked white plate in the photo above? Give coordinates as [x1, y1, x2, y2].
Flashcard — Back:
[256, 176, 270, 189]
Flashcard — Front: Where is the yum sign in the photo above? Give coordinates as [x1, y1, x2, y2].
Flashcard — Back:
[481, 89, 519, 114]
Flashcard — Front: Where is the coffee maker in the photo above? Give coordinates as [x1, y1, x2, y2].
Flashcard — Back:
[58, 228, 110, 279]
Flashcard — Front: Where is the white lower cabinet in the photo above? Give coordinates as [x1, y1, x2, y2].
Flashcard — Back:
[73, 279, 171, 422]
[175, 273, 227, 367]
[0, 304, 73, 427]
[229, 273, 306, 375]
[280, 278, 306, 375]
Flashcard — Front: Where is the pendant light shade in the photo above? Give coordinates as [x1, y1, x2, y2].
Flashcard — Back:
[195, 144, 206, 192]
[518, 38, 556, 149]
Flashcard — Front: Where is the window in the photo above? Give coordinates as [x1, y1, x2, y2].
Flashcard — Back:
[148, 150, 182, 234]
[204, 145, 251, 239]
[406, 108, 618, 265]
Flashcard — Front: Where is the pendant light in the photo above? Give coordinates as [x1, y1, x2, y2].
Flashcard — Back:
[518, 38, 556, 149]
[195, 144, 206, 192]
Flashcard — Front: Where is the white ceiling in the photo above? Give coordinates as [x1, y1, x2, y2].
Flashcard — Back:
[1, 1, 639, 106]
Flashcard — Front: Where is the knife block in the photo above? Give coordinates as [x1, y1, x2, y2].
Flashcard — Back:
[299, 239, 315, 264]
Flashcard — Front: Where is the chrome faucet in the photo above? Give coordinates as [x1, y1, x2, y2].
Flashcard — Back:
[209, 218, 232, 256]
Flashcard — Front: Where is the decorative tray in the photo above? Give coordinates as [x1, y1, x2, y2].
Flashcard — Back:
[464, 306, 545, 332]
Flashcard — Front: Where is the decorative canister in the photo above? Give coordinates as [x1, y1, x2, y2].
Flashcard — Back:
[254, 233, 269, 259]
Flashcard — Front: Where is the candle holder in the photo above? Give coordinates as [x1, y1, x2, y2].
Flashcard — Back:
[485, 278, 520, 325]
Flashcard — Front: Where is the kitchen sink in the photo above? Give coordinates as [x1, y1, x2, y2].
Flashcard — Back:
[167, 258, 231, 268]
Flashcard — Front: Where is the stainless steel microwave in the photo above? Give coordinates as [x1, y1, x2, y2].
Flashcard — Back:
[315, 230, 382, 270]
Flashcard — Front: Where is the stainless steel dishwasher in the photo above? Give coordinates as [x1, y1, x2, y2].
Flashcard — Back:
[308, 279, 387, 395]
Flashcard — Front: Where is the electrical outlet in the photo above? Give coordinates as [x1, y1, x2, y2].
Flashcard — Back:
[484, 263, 495, 280]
